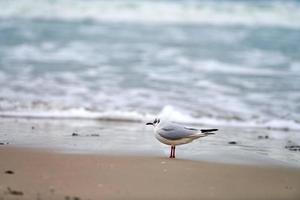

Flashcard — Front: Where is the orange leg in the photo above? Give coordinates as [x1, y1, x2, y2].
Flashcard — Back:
[173, 146, 176, 158]
[169, 145, 176, 158]
[169, 146, 173, 158]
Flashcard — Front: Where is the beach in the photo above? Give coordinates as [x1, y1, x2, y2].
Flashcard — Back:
[1, 146, 300, 200]
[1, 118, 300, 199]
[1, 0, 300, 199]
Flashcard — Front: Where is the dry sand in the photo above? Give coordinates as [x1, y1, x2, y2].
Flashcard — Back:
[0, 147, 300, 200]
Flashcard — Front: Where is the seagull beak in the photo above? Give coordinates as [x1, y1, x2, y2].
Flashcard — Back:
[146, 122, 153, 125]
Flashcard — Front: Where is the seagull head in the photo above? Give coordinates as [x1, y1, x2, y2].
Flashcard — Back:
[146, 118, 161, 127]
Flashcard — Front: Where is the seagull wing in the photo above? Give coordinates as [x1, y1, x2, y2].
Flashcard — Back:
[157, 123, 201, 140]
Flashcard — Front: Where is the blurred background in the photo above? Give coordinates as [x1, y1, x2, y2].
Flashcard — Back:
[0, 0, 299, 130]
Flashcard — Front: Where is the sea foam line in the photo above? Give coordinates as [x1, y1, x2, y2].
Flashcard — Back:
[0, 106, 299, 131]
[0, 108, 153, 122]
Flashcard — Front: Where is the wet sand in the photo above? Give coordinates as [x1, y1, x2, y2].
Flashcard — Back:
[1, 147, 300, 200]
[1, 117, 300, 167]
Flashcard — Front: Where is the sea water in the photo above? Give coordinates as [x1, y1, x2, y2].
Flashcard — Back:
[0, 0, 300, 129]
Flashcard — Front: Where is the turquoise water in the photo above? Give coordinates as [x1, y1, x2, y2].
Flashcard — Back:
[0, 0, 300, 130]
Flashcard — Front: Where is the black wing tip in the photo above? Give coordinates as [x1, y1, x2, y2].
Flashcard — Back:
[201, 129, 218, 133]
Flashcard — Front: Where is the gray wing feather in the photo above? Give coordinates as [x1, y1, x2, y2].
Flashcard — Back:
[158, 123, 200, 140]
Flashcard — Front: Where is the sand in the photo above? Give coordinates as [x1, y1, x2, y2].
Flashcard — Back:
[0, 147, 300, 200]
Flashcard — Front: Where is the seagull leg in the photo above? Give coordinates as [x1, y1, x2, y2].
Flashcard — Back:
[169, 145, 175, 158]
[173, 146, 176, 158]
[169, 146, 173, 158]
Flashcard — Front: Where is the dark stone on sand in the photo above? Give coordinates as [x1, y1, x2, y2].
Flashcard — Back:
[72, 133, 79, 136]
[228, 141, 237, 145]
[90, 134, 100, 137]
[5, 170, 14, 174]
[65, 196, 80, 200]
[282, 127, 290, 132]
[258, 135, 269, 139]
[285, 144, 300, 152]
[7, 187, 23, 196]
[290, 148, 298, 151]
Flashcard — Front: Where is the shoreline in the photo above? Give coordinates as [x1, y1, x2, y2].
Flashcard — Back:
[0, 117, 300, 168]
[1, 146, 300, 200]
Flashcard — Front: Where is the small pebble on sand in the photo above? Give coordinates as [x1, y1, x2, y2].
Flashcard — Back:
[5, 170, 14, 174]
[228, 141, 237, 145]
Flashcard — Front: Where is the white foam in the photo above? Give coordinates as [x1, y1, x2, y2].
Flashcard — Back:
[1, 0, 300, 29]
[156, 105, 300, 130]
[0, 107, 154, 122]
[0, 105, 299, 130]
[158, 105, 198, 123]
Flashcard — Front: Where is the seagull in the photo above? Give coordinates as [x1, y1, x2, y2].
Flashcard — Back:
[146, 118, 218, 158]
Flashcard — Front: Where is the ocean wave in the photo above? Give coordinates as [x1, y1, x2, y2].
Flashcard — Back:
[0, 105, 299, 131]
[8, 43, 101, 65]
[0, 107, 154, 122]
[1, 0, 300, 29]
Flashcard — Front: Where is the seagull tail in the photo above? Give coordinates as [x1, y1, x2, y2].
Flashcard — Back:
[200, 129, 218, 135]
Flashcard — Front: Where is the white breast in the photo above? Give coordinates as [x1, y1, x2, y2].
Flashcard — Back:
[155, 133, 194, 146]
